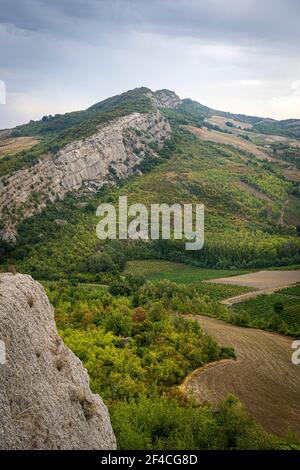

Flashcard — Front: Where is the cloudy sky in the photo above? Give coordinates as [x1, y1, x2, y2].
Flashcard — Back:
[0, 0, 300, 128]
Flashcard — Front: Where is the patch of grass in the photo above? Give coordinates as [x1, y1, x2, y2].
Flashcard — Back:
[232, 292, 300, 335]
[124, 260, 249, 283]
[278, 283, 300, 297]
[267, 265, 300, 271]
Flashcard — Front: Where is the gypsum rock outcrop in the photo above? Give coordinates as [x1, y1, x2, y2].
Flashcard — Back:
[0, 273, 116, 450]
[0, 110, 171, 241]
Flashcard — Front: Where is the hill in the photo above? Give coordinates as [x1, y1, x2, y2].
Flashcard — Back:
[0, 86, 299, 277]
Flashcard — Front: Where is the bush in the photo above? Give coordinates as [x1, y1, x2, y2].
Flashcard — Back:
[110, 394, 282, 450]
[84, 253, 117, 274]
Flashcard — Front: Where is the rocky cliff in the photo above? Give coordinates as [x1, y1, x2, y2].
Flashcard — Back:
[0, 109, 171, 241]
[0, 273, 116, 450]
[152, 89, 181, 109]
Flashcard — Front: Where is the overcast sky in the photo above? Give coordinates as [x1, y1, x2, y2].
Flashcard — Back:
[0, 0, 300, 128]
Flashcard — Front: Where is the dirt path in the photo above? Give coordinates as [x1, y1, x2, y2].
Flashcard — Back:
[208, 270, 300, 306]
[184, 315, 300, 437]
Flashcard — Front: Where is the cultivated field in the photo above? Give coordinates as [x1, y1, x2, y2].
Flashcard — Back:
[0, 136, 39, 157]
[210, 269, 300, 289]
[206, 115, 253, 130]
[233, 288, 300, 332]
[184, 315, 300, 437]
[124, 260, 248, 283]
[185, 125, 269, 159]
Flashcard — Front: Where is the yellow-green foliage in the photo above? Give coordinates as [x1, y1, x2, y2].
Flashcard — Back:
[45, 279, 298, 450]
[110, 395, 289, 450]
[49, 280, 229, 400]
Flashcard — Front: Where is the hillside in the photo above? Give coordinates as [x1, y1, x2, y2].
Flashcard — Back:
[0, 87, 299, 277]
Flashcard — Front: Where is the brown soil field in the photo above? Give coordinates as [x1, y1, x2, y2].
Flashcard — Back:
[0, 136, 39, 157]
[283, 168, 300, 182]
[209, 270, 300, 290]
[185, 125, 269, 159]
[206, 115, 253, 130]
[204, 115, 300, 150]
[184, 315, 300, 437]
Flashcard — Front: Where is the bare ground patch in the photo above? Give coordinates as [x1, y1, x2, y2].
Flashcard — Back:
[184, 315, 300, 437]
[206, 115, 253, 130]
[209, 270, 300, 290]
[185, 125, 269, 160]
[0, 136, 39, 157]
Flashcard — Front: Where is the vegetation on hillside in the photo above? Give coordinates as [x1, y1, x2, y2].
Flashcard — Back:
[1, 127, 299, 280]
[0, 88, 153, 177]
[124, 260, 249, 283]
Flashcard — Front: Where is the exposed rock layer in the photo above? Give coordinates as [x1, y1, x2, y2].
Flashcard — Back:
[0, 110, 171, 240]
[0, 273, 116, 450]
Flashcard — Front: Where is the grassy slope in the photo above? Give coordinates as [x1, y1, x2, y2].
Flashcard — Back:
[1, 90, 299, 276]
[124, 260, 249, 282]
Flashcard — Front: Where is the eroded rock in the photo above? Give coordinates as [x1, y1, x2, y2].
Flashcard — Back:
[0, 110, 171, 238]
[0, 273, 116, 450]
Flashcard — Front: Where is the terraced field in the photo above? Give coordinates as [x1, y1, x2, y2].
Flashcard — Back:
[184, 315, 300, 437]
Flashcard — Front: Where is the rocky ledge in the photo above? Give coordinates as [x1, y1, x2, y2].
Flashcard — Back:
[0, 109, 171, 241]
[0, 273, 116, 450]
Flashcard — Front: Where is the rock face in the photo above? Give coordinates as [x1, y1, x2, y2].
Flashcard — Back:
[0, 109, 171, 240]
[152, 89, 181, 109]
[0, 273, 116, 450]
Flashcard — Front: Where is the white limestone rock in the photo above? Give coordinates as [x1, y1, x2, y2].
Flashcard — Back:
[0, 273, 116, 450]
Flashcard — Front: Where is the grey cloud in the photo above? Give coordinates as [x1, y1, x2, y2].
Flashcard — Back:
[0, 0, 300, 44]
[0, 0, 299, 128]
